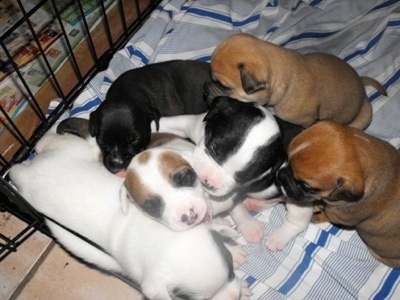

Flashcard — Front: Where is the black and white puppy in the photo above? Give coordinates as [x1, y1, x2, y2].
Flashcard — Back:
[9, 132, 250, 300]
[72, 60, 211, 174]
[153, 96, 313, 251]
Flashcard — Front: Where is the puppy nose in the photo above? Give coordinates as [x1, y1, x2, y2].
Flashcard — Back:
[181, 208, 198, 225]
[110, 151, 124, 167]
[111, 158, 125, 169]
[201, 179, 214, 191]
[276, 169, 288, 186]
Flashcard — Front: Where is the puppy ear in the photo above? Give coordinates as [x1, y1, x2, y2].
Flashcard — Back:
[328, 177, 364, 202]
[89, 111, 98, 137]
[56, 118, 90, 138]
[148, 106, 161, 131]
[239, 63, 265, 94]
[119, 184, 131, 215]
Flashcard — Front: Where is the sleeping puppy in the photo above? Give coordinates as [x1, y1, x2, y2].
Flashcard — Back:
[205, 33, 387, 129]
[9, 132, 250, 299]
[79, 60, 211, 174]
[277, 121, 400, 269]
[153, 96, 312, 251]
[120, 132, 211, 231]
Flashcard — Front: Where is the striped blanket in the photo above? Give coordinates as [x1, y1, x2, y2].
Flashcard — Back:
[50, 0, 400, 299]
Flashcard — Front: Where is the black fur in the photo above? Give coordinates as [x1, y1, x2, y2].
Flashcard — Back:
[141, 196, 165, 220]
[204, 97, 265, 165]
[89, 60, 211, 173]
[203, 96, 301, 202]
[276, 167, 315, 202]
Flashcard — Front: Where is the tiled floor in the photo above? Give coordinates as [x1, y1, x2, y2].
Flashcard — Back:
[1, 212, 143, 300]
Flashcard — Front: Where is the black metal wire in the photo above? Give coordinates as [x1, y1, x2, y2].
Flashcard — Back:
[0, 0, 161, 262]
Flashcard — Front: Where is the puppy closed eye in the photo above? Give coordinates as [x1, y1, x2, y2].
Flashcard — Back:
[172, 168, 197, 187]
[127, 136, 140, 145]
[214, 80, 231, 93]
[298, 181, 321, 194]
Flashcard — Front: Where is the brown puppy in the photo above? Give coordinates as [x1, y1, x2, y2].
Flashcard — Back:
[277, 120, 400, 269]
[206, 33, 386, 129]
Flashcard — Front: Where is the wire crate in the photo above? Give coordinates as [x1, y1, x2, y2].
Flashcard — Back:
[0, 0, 161, 262]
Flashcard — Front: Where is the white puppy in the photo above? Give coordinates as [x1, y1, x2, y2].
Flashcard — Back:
[153, 96, 313, 251]
[9, 132, 250, 300]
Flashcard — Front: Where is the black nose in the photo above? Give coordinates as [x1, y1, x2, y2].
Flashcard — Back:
[276, 168, 289, 186]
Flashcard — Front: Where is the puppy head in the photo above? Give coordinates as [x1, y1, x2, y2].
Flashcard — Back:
[121, 147, 209, 231]
[193, 96, 283, 197]
[207, 33, 272, 104]
[89, 101, 159, 174]
[277, 121, 365, 205]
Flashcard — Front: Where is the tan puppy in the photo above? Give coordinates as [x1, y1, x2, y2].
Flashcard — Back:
[206, 33, 387, 129]
[277, 120, 400, 269]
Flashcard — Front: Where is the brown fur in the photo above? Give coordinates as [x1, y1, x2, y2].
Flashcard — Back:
[210, 33, 387, 129]
[137, 151, 151, 165]
[288, 120, 400, 268]
[147, 132, 181, 149]
[159, 151, 192, 183]
[125, 168, 155, 207]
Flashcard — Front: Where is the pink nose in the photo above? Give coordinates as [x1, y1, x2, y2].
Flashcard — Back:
[181, 209, 198, 225]
[201, 179, 215, 191]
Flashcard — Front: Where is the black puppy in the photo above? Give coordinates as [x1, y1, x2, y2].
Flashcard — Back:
[78, 60, 210, 174]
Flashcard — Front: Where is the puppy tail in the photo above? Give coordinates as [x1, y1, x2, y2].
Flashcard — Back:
[361, 77, 387, 96]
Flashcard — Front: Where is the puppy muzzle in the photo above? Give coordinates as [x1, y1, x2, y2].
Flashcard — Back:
[104, 149, 129, 173]
[181, 208, 199, 225]
[276, 168, 312, 202]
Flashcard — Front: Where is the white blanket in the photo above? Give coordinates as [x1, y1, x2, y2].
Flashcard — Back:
[49, 1, 400, 298]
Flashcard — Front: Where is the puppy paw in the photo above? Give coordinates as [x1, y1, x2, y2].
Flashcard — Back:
[265, 223, 301, 251]
[311, 206, 329, 223]
[225, 243, 247, 268]
[237, 219, 264, 243]
[240, 280, 252, 300]
[213, 216, 233, 227]
[243, 197, 278, 212]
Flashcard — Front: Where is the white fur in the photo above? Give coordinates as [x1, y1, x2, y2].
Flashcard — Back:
[9, 133, 249, 300]
[154, 106, 313, 250]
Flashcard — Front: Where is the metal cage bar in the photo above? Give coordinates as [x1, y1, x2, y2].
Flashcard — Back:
[0, 0, 161, 261]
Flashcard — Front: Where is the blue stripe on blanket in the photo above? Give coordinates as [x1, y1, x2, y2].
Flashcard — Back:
[126, 45, 149, 65]
[374, 269, 400, 299]
[278, 226, 339, 294]
[70, 96, 102, 116]
[373, 0, 400, 11]
[344, 31, 385, 62]
[183, 7, 260, 27]
[370, 68, 400, 102]
[280, 31, 340, 47]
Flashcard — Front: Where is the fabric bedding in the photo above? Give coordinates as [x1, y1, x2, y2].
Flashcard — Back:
[48, 0, 400, 299]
